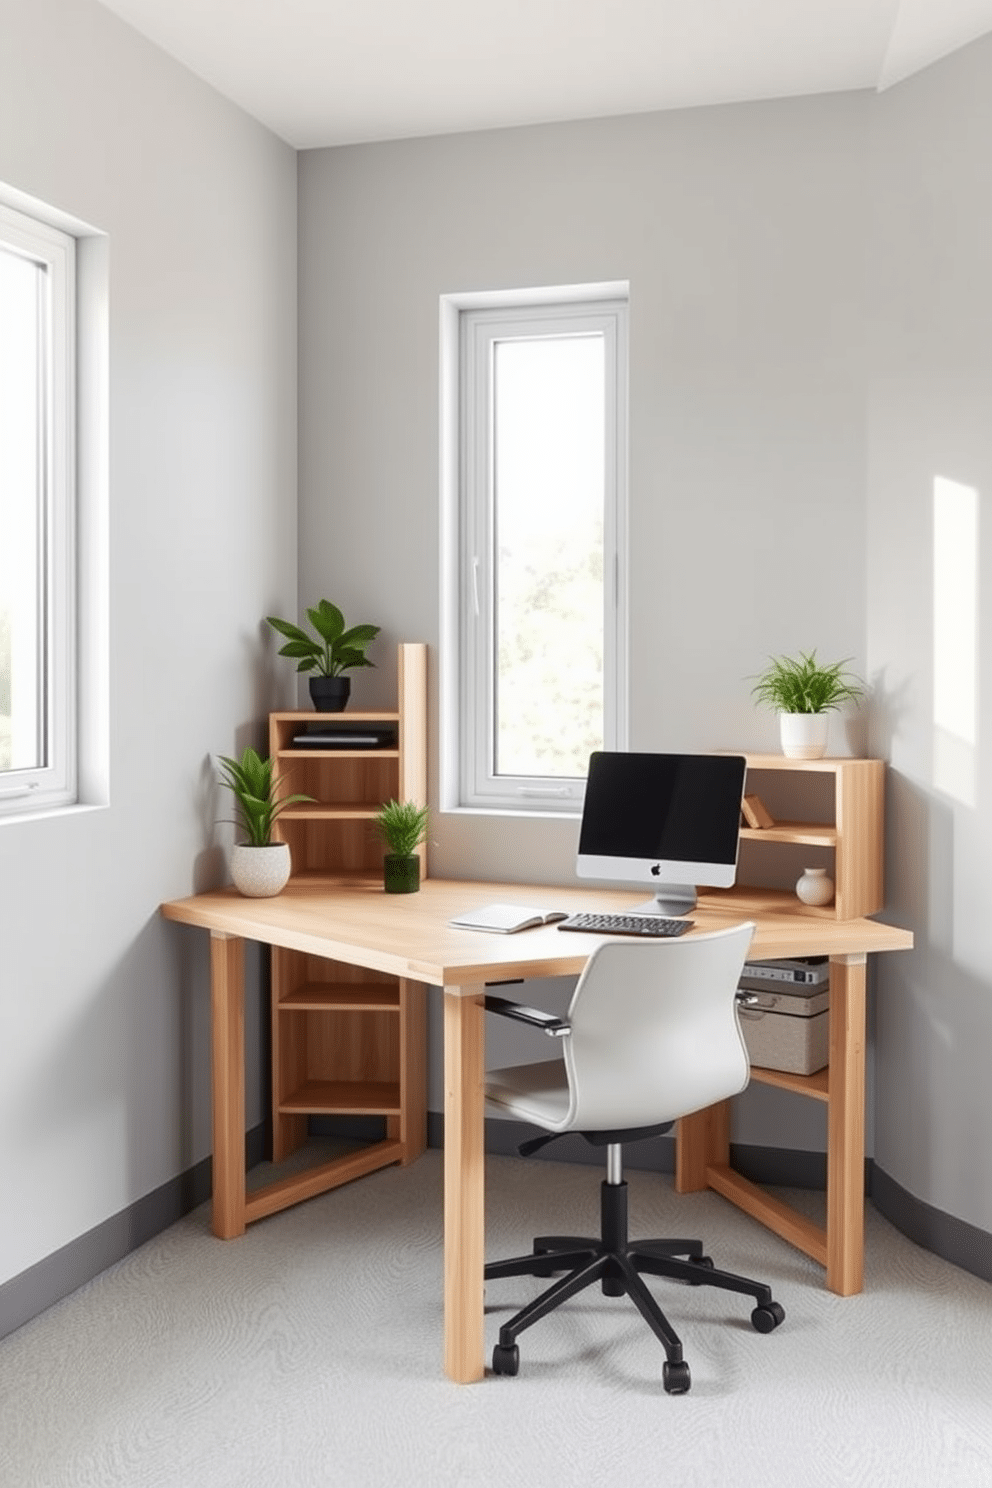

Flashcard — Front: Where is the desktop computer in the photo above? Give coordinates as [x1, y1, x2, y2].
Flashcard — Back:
[559, 750, 747, 936]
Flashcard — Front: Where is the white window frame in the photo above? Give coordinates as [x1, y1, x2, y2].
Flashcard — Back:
[0, 201, 77, 817]
[440, 284, 629, 816]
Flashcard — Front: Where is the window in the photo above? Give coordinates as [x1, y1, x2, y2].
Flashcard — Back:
[0, 202, 76, 816]
[443, 287, 628, 813]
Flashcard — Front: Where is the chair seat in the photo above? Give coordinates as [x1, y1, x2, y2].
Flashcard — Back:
[485, 1059, 571, 1131]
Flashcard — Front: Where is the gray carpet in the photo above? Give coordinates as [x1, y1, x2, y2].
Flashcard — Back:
[2, 1150, 992, 1488]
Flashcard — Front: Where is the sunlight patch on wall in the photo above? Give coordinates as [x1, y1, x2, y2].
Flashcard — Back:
[933, 477, 978, 807]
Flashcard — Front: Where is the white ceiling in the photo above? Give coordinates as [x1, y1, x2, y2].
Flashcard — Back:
[93, 0, 992, 150]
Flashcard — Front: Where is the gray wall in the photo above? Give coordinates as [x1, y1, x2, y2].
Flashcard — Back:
[0, 0, 297, 1291]
[298, 95, 873, 1149]
[867, 35, 992, 1233]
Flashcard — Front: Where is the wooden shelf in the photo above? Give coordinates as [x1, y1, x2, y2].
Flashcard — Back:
[278, 981, 401, 1012]
[270, 709, 400, 725]
[706, 884, 838, 918]
[279, 1080, 403, 1115]
[749, 1064, 829, 1102]
[743, 752, 862, 773]
[278, 804, 385, 821]
[739, 821, 838, 847]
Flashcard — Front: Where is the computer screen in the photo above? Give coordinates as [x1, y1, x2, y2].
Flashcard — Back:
[576, 751, 747, 916]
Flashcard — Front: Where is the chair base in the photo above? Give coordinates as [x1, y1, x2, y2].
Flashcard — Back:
[484, 1178, 784, 1393]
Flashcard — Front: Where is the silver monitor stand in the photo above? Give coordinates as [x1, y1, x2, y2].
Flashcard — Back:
[633, 883, 697, 917]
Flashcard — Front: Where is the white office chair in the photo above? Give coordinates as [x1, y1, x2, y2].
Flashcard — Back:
[483, 920, 785, 1393]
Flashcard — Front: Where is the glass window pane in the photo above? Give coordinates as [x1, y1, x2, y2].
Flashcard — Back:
[492, 333, 604, 778]
[0, 245, 45, 773]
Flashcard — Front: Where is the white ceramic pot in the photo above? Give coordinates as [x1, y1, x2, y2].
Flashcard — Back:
[230, 842, 291, 897]
[796, 867, 834, 907]
[779, 712, 829, 760]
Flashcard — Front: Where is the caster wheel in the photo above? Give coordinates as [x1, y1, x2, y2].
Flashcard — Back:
[687, 1255, 714, 1285]
[492, 1343, 520, 1376]
[663, 1360, 691, 1395]
[751, 1301, 785, 1334]
[532, 1248, 555, 1278]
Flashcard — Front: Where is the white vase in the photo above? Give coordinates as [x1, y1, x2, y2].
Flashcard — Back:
[230, 842, 291, 897]
[779, 712, 829, 760]
[796, 867, 834, 908]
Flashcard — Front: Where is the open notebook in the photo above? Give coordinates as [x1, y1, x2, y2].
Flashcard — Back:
[448, 902, 568, 934]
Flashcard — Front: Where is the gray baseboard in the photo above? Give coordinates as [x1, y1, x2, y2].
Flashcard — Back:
[0, 1124, 267, 1344]
[871, 1164, 992, 1286]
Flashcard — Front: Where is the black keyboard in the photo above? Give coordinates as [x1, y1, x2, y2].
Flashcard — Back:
[557, 912, 693, 938]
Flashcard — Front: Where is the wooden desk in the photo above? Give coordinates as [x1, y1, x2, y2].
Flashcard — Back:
[161, 876, 912, 1384]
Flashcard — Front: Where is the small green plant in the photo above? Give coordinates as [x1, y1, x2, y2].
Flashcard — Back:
[217, 747, 313, 847]
[373, 798, 430, 858]
[266, 600, 380, 677]
[750, 650, 865, 715]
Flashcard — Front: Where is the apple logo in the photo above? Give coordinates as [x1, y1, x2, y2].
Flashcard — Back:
[650, 863, 661, 876]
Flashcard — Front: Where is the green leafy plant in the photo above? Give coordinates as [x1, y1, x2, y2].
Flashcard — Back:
[372, 798, 430, 858]
[266, 600, 380, 677]
[750, 650, 865, 715]
[217, 747, 313, 847]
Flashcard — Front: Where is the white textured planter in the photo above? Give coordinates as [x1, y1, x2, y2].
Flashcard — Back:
[230, 842, 291, 897]
[779, 712, 829, 760]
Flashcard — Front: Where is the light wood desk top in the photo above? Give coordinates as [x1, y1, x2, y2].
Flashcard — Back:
[161, 875, 912, 986]
[162, 876, 912, 1383]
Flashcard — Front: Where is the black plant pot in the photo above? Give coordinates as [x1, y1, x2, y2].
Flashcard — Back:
[309, 675, 350, 712]
[383, 854, 420, 894]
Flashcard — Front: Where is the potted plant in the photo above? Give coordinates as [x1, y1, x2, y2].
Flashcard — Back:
[372, 798, 429, 894]
[217, 746, 313, 896]
[266, 599, 380, 711]
[750, 650, 864, 759]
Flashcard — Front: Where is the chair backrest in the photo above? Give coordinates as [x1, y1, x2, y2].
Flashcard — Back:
[558, 921, 755, 1133]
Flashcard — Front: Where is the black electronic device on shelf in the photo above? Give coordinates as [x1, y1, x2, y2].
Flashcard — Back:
[291, 723, 398, 749]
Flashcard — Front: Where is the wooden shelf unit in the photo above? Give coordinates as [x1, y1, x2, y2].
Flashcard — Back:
[684, 753, 887, 1285]
[264, 642, 428, 1199]
[269, 642, 426, 882]
[720, 753, 885, 921]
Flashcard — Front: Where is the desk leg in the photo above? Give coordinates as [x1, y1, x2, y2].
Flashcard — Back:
[826, 954, 867, 1296]
[443, 985, 486, 1384]
[675, 1100, 731, 1193]
[210, 932, 246, 1240]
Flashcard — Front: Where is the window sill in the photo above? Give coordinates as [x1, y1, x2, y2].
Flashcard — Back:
[440, 803, 582, 823]
[0, 800, 107, 827]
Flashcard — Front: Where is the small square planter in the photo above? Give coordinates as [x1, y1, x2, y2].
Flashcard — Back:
[383, 854, 420, 893]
